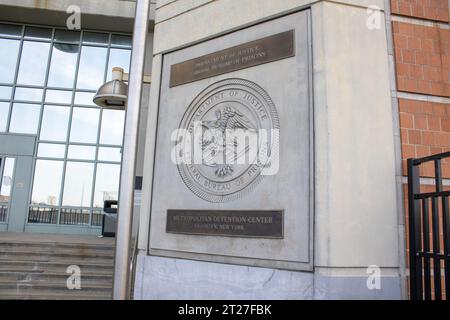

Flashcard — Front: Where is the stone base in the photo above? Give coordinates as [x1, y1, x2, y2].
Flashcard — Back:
[133, 254, 402, 300]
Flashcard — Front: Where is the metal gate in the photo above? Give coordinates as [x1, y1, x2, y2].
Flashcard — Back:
[407, 151, 450, 300]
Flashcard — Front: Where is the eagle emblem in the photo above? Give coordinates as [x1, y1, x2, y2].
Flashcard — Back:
[200, 105, 256, 178]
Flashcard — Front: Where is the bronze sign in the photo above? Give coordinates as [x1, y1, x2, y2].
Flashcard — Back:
[166, 210, 283, 238]
[170, 30, 295, 87]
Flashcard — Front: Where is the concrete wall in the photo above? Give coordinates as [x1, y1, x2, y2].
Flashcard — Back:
[136, 0, 404, 299]
[0, 0, 156, 32]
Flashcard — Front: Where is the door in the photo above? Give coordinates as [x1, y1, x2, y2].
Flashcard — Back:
[0, 133, 35, 232]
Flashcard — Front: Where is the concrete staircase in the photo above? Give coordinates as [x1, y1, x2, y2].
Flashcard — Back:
[0, 232, 114, 300]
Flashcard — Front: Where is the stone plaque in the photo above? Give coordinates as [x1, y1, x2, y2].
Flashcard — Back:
[170, 30, 295, 87]
[150, 11, 312, 270]
[166, 210, 283, 238]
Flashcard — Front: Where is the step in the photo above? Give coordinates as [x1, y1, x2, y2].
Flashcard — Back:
[0, 281, 112, 296]
[0, 241, 114, 252]
[0, 246, 115, 257]
[0, 288, 112, 299]
[0, 252, 114, 264]
[0, 271, 113, 285]
[0, 293, 111, 300]
[0, 260, 114, 274]
[0, 280, 112, 289]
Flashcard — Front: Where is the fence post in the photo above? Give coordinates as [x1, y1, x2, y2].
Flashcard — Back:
[407, 158, 421, 299]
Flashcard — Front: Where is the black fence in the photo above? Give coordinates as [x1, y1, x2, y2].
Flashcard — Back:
[0, 204, 7, 222]
[28, 207, 58, 224]
[407, 151, 450, 300]
[28, 207, 103, 226]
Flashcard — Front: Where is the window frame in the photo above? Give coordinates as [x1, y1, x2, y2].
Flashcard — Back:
[0, 21, 130, 227]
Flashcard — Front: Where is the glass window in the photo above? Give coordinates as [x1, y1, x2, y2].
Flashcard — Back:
[74, 92, 95, 106]
[31, 160, 63, 206]
[68, 145, 96, 160]
[82, 32, 108, 45]
[54, 29, 80, 43]
[47, 44, 79, 88]
[100, 109, 125, 145]
[107, 48, 131, 81]
[0, 158, 15, 204]
[0, 102, 9, 132]
[70, 107, 100, 143]
[9, 103, 41, 134]
[93, 163, 120, 208]
[14, 87, 43, 102]
[40, 106, 70, 141]
[0, 38, 20, 84]
[24, 26, 52, 40]
[111, 34, 132, 47]
[17, 41, 50, 86]
[0, 86, 12, 100]
[76, 46, 107, 90]
[37, 143, 66, 158]
[45, 90, 72, 104]
[62, 161, 94, 207]
[98, 147, 122, 162]
[0, 23, 22, 37]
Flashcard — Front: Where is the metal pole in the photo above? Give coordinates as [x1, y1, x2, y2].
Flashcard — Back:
[113, 0, 150, 300]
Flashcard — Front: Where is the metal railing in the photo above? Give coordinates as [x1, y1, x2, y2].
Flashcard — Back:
[28, 207, 58, 224]
[407, 151, 450, 300]
[28, 207, 103, 226]
[0, 204, 8, 222]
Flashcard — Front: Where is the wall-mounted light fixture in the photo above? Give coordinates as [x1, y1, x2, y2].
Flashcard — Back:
[93, 67, 151, 110]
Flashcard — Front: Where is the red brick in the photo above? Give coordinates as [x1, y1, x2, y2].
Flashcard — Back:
[416, 145, 430, 158]
[402, 144, 415, 159]
[398, 2, 412, 17]
[418, 80, 431, 93]
[401, 128, 409, 143]
[422, 131, 434, 145]
[408, 130, 422, 144]
[414, 114, 428, 129]
[394, 34, 408, 49]
[443, 118, 450, 132]
[410, 65, 424, 79]
[430, 147, 443, 154]
[434, 132, 449, 147]
[430, 82, 444, 95]
[402, 49, 415, 63]
[422, 39, 434, 53]
[423, 66, 441, 81]
[407, 36, 421, 50]
[415, 51, 428, 65]
[433, 103, 447, 116]
[393, 0, 449, 22]
[396, 63, 409, 76]
[428, 115, 441, 131]
[404, 78, 419, 92]
[400, 112, 414, 128]
[430, 53, 442, 67]
[398, 22, 414, 36]
[419, 101, 434, 114]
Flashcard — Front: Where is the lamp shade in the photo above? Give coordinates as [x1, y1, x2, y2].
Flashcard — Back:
[93, 79, 128, 110]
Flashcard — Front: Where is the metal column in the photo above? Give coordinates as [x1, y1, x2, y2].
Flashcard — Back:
[113, 0, 150, 300]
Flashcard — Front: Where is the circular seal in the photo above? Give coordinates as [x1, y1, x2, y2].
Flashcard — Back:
[176, 78, 279, 203]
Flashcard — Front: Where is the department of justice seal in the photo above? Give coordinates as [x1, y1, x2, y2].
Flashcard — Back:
[175, 78, 279, 203]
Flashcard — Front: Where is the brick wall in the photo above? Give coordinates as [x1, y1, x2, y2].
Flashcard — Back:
[399, 98, 450, 177]
[391, 0, 449, 300]
[391, 0, 449, 22]
[393, 21, 449, 97]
